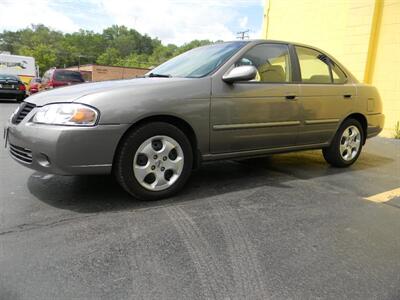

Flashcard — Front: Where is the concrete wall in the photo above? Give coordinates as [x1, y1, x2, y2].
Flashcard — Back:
[262, 0, 399, 133]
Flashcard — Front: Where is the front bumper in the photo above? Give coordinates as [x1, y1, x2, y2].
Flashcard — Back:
[5, 112, 130, 175]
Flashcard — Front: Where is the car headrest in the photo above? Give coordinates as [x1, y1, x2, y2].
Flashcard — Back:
[308, 75, 331, 84]
[258, 64, 285, 83]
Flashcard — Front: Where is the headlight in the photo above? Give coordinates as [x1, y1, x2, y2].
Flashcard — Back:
[32, 103, 99, 126]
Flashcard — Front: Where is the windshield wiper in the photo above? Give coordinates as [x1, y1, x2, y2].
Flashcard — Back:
[146, 73, 172, 78]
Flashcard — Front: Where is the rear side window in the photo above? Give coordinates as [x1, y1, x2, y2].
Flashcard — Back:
[331, 63, 347, 84]
[235, 43, 292, 83]
[295, 46, 347, 84]
[54, 71, 84, 82]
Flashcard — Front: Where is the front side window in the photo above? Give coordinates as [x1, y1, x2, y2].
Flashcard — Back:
[235, 43, 292, 83]
[296, 46, 347, 84]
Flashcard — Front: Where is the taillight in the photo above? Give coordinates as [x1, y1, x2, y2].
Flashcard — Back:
[19, 84, 26, 91]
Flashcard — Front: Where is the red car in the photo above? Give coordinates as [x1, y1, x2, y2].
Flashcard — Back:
[28, 77, 41, 94]
[40, 69, 84, 90]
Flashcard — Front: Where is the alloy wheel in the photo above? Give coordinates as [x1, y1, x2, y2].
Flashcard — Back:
[339, 125, 361, 161]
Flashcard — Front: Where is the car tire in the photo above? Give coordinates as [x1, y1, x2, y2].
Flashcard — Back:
[322, 118, 364, 168]
[113, 122, 193, 200]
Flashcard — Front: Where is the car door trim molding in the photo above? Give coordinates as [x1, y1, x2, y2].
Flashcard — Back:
[213, 121, 301, 131]
[304, 118, 340, 125]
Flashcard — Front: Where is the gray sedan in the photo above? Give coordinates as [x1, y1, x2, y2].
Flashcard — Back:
[5, 40, 384, 200]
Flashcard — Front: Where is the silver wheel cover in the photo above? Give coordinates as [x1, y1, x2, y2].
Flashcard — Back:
[133, 135, 184, 191]
[339, 125, 361, 161]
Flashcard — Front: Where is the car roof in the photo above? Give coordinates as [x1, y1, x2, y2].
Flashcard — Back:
[225, 39, 323, 49]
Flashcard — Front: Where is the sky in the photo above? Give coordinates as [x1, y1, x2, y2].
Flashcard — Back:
[0, 0, 264, 45]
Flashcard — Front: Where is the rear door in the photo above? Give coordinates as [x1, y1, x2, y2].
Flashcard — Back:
[295, 46, 356, 145]
[210, 43, 300, 154]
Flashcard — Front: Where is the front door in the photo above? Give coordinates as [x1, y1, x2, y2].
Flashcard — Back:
[210, 43, 300, 154]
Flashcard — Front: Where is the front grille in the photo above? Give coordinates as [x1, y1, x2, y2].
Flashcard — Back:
[9, 143, 33, 164]
[12, 102, 36, 124]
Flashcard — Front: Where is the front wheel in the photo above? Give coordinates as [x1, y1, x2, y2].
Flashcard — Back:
[113, 122, 193, 200]
[322, 119, 364, 168]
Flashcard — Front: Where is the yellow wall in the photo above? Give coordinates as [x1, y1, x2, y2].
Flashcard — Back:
[372, 0, 400, 131]
[262, 0, 400, 133]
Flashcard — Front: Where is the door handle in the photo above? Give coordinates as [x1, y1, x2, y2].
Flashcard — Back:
[343, 94, 352, 99]
[285, 95, 297, 100]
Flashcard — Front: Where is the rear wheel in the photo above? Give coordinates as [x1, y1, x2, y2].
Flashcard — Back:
[322, 119, 363, 167]
[114, 122, 193, 200]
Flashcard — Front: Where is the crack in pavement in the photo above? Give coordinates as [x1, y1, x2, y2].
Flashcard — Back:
[0, 214, 95, 236]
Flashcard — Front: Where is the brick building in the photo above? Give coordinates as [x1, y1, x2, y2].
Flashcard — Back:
[66, 64, 150, 82]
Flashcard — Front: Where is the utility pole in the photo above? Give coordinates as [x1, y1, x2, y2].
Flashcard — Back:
[76, 54, 93, 70]
[236, 29, 250, 40]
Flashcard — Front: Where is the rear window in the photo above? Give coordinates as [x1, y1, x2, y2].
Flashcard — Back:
[54, 71, 84, 82]
[0, 74, 19, 81]
[30, 78, 41, 83]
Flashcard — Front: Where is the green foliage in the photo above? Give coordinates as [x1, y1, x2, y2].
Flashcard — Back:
[96, 48, 121, 66]
[394, 121, 400, 139]
[19, 44, 57, 74]
[0, 24, 214, 75]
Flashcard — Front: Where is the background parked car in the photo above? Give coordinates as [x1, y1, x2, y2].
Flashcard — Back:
[40, 69, 84, 90]
[28, 77, 41, 94]
[0, 74, 26, 102]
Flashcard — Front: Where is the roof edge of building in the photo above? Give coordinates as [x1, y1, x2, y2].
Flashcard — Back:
[66, 64, 150, 70]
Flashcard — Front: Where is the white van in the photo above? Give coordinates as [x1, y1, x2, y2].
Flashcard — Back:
[0, 53, 36, 86]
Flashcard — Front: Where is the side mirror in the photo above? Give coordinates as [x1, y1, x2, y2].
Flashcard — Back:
[222, 65, 257, 84]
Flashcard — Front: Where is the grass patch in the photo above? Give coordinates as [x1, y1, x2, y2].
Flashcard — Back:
[394, 121, 400, 139]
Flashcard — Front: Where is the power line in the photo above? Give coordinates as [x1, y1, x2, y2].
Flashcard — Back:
[236, 29, 249, 40]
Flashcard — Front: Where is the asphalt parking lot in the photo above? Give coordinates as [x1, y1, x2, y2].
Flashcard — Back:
[1, 101, 400, 299]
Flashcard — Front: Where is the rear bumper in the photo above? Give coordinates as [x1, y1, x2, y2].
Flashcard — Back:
[5, 116, 130, 175]
[0, 89, 26, 99]
[366, 113, 385, 139]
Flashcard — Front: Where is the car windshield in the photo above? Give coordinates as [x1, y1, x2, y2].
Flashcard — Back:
[0, 74, 19, 81]
[148, 42, 247, 78]
[54, 71, 84, 82]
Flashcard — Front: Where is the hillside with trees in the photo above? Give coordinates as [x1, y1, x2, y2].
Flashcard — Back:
[0, 24, 215, 75]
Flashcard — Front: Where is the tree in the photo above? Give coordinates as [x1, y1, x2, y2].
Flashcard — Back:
[0, 24, 219, 75]
[19, 44, 57, 74]
[96, 48, 121, 66]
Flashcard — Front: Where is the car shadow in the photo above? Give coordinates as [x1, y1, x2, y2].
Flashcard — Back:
[27, 150, 394, 214]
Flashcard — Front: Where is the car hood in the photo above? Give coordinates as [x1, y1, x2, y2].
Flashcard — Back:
[25, 77, 194, 106]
